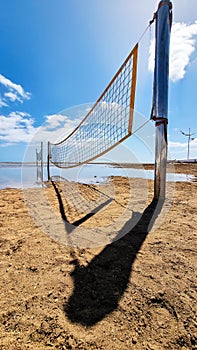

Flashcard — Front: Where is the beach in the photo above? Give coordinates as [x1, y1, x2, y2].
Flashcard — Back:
[0, 163, 196, 349]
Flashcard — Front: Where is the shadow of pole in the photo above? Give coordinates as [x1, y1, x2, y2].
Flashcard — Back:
[64, 198, 164, 326]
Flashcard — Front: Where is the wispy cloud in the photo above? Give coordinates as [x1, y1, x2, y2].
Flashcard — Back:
[0, 97, 8, 107]
[0, 73, 31, 107]
[149, 21, 197, 82]
[4, 91, 22, 103]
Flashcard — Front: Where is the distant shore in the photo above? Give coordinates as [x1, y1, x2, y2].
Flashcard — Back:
[1, 161, 197, 179]
[0, 160, 197, 168]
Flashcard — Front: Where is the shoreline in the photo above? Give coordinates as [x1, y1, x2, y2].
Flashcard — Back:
[1, 163, 197, 191]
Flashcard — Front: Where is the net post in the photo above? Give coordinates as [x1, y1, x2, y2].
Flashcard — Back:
[47, 141, 51, 181]
[152, 0, 172, 200]
[41, 141, 43, 183]
[36, 148, 38, 182]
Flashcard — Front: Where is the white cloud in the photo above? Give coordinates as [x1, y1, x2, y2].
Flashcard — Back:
[0, 103, 126, 150]
[36, 114, 81, 144]
[0, 73, 31, 107]
[0, 111, 36, 144]
[169, 140, 188, 149]
[0, 111, 81, 146]
[170, 21, 197, 81]
[148, 21, 197, 82]
[4, 91, 22, 103]
[169, 139, 197, 149]
[44, 114, 70, 129]
[169, 138, 197, 159]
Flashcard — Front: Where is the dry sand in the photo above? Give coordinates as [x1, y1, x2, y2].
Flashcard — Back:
[0, 163, 196, 350]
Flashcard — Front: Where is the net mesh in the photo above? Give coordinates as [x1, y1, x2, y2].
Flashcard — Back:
[49, 44, 138, 168]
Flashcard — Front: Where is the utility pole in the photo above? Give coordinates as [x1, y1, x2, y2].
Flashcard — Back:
[180, 128, 195, 160]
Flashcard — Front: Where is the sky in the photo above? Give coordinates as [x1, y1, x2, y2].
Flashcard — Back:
[0, 0, 197, 163]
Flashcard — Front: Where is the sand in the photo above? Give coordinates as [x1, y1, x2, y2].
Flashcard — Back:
[0, 163, 196, 350]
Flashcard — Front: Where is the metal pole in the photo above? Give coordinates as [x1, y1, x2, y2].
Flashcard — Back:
[41, 141, 43, 183]
[36, 148, 38, 182]
[152, 0, 172, 200]
[47, 141, 50, 181]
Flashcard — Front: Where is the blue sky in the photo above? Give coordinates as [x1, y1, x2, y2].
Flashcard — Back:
[0, 0, 197, 162]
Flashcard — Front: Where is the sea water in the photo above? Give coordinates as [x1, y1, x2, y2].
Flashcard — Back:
[0, 163, 195, 189]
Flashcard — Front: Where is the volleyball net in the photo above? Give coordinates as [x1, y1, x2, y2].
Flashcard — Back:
[48, 44, 138, 168]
